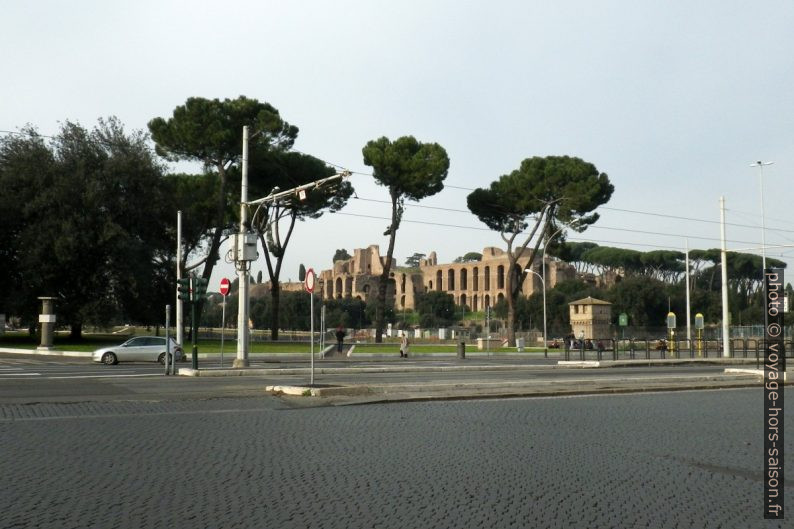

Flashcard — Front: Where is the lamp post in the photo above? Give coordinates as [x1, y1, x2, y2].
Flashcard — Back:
[750, 160, 773, 270]
[524, 267, 546, 358]
[534, 220, 580, 357]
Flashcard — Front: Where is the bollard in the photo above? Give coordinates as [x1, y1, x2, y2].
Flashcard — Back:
[457, 340, 465, 359]
[37, 297, 57, 351]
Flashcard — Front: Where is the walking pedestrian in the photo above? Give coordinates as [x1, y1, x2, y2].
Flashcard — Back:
[400, 334, 410, 358]
[335, 326, 346, 353]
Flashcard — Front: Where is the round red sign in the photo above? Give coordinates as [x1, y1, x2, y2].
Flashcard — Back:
[304, 268, 316, 293]
[219, 277, 231, 296]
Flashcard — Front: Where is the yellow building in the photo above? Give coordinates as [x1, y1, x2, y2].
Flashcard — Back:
[568, 296, 612, 339]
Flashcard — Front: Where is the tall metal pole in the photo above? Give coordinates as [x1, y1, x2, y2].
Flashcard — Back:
[220, 296, 226, 368]
[751, 161, 773, 271]
[310, 291, 315, 385]
[165, 305, 171, 376]
[525, 268, 546, 357]
[720, 197, 730, 358]
[235, 126, 250, 368]
[321, 304, 326, 352]
[191, 277, 198, 369]
[685, 239, 691, 344]
[176, 211, 183, 349]
[541, 250, 547, 358]
[486, 306, 490, 356]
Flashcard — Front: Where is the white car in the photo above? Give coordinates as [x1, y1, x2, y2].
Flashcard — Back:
[92, 336, 183, 365]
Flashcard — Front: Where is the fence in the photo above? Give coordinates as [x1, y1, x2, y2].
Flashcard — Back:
[561, 337, 794, 363]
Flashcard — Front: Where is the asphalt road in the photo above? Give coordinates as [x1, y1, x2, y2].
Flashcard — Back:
[1, 388, 790, 529]
[0, 353, 742, 404]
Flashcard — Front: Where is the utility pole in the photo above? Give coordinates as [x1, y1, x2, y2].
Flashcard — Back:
[234, 126, 252, 368]
[176, 211, 183, 349]
[234, 124, 350, 367]
[685, 238, 691, 345]
[750, 161, 773, 270]
[720, 196, 730, 358]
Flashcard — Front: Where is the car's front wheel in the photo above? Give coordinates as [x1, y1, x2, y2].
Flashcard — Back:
[102, 352, 118, 365]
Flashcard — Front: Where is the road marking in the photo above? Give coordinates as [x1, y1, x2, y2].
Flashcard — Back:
[45, 373, 162, 379]
[0, 373, 41, 377]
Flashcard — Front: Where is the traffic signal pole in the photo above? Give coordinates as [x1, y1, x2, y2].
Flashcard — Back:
[176, 211, 183, 351]
[191, 286, 198, 370]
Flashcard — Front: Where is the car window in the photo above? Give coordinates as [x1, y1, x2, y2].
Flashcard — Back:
[144, 337, 165, 346]
[125, 338, 145, 347]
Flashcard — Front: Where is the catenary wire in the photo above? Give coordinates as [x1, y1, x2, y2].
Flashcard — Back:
[5, 129, 793, 244]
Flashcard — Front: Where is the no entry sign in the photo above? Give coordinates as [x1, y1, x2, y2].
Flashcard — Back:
[219, 277, 231, 296]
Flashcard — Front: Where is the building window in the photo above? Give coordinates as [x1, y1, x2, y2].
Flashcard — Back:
[497, 265, 504, 289]
[460, 268, 468, 290]
[484, 266, 491, 290]
[447, 269, 455, 291]
[473, 267, 479, 291]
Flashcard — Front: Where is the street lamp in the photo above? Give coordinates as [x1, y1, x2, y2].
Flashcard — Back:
[524, 267, 546, 358]
[750, 160, 773, 271]
[532, 219, 580, 357]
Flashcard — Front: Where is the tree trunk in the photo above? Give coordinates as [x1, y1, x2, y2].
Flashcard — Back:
[69, 322, 82, 340]
[270, 284, 280, 341]
[375, 191, 401, 343]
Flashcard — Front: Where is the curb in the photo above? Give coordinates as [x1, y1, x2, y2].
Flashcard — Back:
[0, 347, 92, 358]
[559, 358, 760, 368]
[177, 364, 560, 377]
[725, 368, 789, 381]
[265, 373, 761, 399]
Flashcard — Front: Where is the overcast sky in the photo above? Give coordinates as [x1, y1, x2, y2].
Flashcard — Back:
[4, 0, 794, 289]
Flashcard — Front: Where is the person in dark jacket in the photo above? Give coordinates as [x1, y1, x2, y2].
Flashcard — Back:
[335, 326, 346, 353]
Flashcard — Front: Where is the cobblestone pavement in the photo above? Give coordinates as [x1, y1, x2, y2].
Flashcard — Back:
[1, 388, 791, 528]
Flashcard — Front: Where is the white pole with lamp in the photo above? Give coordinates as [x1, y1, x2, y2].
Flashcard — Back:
[536, 220, 580, 357]
[750, 160, 773, 271]
[524, 266, 546, 357]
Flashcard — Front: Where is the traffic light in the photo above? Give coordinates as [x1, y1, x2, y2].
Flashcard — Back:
[193, 277, 208, 300]
[177, 278, 191, 301]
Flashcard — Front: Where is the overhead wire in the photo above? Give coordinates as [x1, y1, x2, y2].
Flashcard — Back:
[4, 128, 792, 258]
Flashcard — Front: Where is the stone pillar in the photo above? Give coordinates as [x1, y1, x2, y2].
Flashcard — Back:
[38, 296, 57, 351]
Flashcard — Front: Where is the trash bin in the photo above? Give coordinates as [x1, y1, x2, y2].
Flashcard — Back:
[516, 337, 525, 352]
[457, 340, 465, 359]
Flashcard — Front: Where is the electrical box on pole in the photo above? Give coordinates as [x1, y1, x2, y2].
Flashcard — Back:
[234, 233, 259, 262]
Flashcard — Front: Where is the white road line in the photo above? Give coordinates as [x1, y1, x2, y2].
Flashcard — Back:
[45, 374, 161, 379]
[33, 371, 143, 375]
[0, 373, 41, 377]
